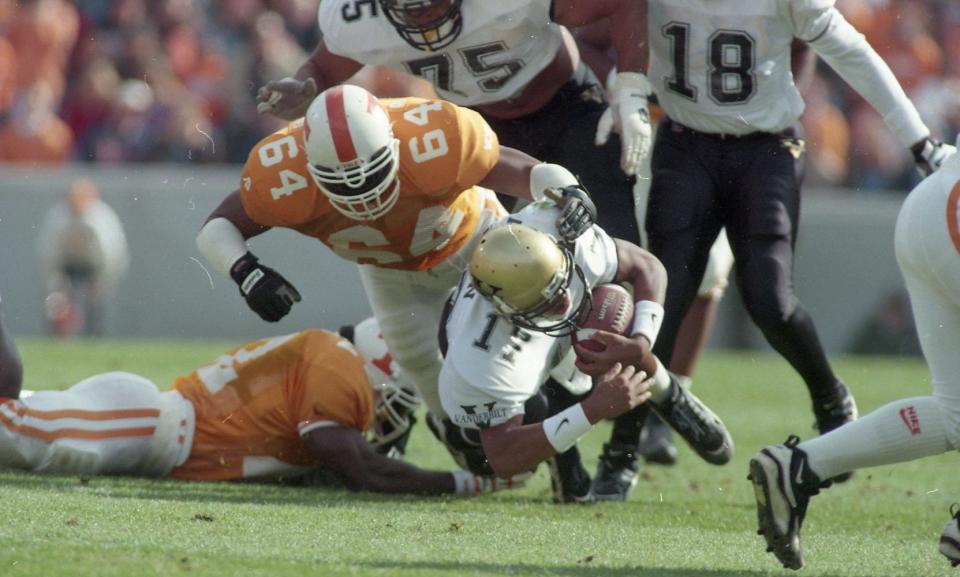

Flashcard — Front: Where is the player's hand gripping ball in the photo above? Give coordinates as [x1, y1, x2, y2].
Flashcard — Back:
[573, 284, 634, 352]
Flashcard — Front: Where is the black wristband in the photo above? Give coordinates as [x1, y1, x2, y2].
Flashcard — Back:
[229, 252, 259, 285]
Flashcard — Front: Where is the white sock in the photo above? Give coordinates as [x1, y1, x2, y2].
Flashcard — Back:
[649, 357, 672, 404]
[799, 396, 953, 481]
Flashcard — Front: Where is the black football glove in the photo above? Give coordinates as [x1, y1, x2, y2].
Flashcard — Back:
[545, 185, 598, 243]
[911, 137, 957, 177]
[229, 252, 301, 322]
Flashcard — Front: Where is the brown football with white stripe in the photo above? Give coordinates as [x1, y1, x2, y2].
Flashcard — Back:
[573, 283, 634, 350]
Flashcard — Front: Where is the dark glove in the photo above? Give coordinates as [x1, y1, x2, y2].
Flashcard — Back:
[911, 137, 957, 177]
[545, 185, 598, 243]
[229, 252, 301, 322]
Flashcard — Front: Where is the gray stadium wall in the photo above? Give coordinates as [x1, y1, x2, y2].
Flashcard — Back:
[0, 164, 908, 353]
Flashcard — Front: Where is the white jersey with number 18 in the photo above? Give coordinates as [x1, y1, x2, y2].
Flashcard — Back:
[647, 0, 831, 135]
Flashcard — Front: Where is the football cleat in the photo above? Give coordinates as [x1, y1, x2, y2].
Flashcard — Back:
[638, 411, 678, 466]
[591, 442, 640, 501]
[749, 436, 820, 571]
[650, 374, 732, 465]
[939, 504, 960, 567]
[547, 450, 595, 504]
[812, 382, 858, 483]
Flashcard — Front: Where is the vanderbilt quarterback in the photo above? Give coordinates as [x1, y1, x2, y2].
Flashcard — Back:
[436, 200, 733, 502]
[0, 314, 516, 495]
[196, 84, 594, 425]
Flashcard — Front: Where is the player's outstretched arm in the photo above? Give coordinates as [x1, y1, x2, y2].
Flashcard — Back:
[305, 426, 512, 496]
[480, 364, 651, 478]
[256, 40, 364, 120]
[197, 191, 300, 322]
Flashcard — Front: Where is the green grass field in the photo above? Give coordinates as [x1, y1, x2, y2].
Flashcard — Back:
[1, 338, 955, 577]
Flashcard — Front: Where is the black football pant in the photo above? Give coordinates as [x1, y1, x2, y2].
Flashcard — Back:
[481, 79, 641, 246]
[611, 118, 841, 448]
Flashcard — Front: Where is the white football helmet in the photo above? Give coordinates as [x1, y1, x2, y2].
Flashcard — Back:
[349, 316, 421, 449]
[304, 85, 401, 221]
[469, 223, 591, 336]
[379, 0, 463, 51]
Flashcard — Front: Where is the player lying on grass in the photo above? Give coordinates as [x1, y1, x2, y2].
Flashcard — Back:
[434, 199, 734, 502]
[748, 139, 960, 570]
[0, 313, 518, 496]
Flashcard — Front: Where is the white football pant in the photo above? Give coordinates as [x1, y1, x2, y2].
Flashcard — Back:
[360, 189, 505, 418]
[800, 157, 960, 479]
[0, 372, 194, 476]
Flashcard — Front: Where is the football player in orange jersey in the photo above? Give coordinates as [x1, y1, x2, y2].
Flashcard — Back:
[0, 314, 518, 495]
[196, 84, 597, 424]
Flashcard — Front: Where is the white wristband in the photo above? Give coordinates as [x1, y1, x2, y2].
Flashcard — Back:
[529, 163, 578, 202]
[542, 403, 592, 453]
[196, 217, 249, 277]
[451, 470, 482, 495]
[615, 71, 653, 97]
[631, 300, 664, 348]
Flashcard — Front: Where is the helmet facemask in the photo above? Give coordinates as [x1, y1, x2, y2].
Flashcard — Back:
[378, 0, 463, 51]
[346, 316, 422, 451]
[368, 376, 421, 450]
[307, 139, 401, 221]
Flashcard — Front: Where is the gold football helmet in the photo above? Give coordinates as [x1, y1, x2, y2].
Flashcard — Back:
[469, 223, 590, 336]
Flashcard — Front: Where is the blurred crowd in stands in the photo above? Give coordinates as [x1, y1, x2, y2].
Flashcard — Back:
[0, 0, 958, 192]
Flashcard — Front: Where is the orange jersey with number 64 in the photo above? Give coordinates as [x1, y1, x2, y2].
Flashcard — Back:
[240, 98, 502, 270]
[170, 330, 374, 481]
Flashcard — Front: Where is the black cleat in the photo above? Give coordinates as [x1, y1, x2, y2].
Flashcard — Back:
[940, 504, 960, 567]
[638, 411, 678, 466]
[547, 452, 594, 504]
[650, 374, 733, 465]
[812, 382, 858, 483]
[591, 442, 640, 501]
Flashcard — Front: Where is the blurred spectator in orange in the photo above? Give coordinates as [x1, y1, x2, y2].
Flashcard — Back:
[36, 178, 129, 337]
[0, 81, 73, 163]
[0, 37, 16, 115]
[800, 76, 851, 186]
[8, 0, 78, 92]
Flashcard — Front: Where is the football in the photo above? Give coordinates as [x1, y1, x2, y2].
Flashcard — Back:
[573, 283, 634, 350]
